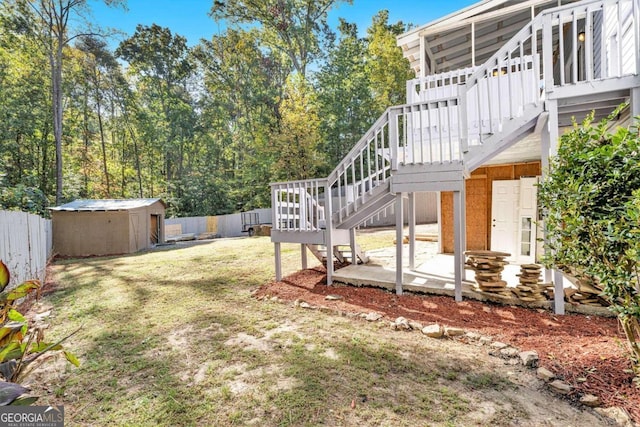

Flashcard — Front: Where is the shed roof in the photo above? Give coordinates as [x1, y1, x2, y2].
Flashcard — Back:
[50, 198, 165, 212]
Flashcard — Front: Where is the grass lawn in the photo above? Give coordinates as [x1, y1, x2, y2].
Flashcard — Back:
[36, 235, 602, 426]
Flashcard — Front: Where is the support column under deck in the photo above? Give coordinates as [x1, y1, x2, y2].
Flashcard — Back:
[349, 228, 357, 265]
[395, 193, 404, 295]
[632, 87, 640, 118]
[275, 242, 282, 281]
[543, 98, 565, 315]
[408, 192, 416, 270]
[453, 189, 464, 302]
[301, 244, 307, 270]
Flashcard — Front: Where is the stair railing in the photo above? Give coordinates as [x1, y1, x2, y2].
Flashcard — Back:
[460, 13, 544, 152]
[270, 178, 327, 232]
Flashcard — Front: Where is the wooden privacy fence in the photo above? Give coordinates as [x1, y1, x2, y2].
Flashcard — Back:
[0, 210, 52, 289]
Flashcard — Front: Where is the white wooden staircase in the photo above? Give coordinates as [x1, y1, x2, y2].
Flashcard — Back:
[272, 0, 640, 288]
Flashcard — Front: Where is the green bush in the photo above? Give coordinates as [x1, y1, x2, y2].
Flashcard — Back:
[538, 105, 640, 372]
[0, 260, 79, 404]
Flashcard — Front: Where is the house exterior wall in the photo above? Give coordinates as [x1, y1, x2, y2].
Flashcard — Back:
[440, 161, 541, 253]
[52, 210, 130, 257]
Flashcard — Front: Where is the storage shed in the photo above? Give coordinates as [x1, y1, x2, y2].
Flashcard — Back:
[51, 198, 166, 257]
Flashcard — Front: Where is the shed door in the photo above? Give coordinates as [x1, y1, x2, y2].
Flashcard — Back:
[150, 215, 159, 245]
[490, 180, 520, 260]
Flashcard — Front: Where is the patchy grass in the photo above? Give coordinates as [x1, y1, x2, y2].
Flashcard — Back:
[35, 236, 597, 426]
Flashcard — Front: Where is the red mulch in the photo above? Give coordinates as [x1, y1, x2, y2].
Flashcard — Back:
[256, 266, 640, 422]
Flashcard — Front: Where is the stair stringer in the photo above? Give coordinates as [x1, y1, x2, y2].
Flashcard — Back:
[463, 103, 545, 173]
[333, 181, 396, 230]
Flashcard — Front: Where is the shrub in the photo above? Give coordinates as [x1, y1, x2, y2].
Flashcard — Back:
[0, 260, 79, 404]
[538, 105, 640, 372]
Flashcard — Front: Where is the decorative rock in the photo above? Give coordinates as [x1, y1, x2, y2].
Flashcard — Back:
[519, 350, 539, 368]
[479, 336, 493, 345]
[394, 317, 411, 331]
[365, 312, 383, 322]
[408, 321, 423, 331]
[580, 394, 601, 407]
[465, 332, 481, 341]
[490, 341, 508, 350]
[270, 296, 280, 302]
[299, 302, 313, 309]
[421, 324, 443, 338]
[595, 406, 634, 426]
[549, 380, 572, 395]
[325, 294, 343, 301]
[445, 327, 465, 337]
[500, 347, 519, 358]
[536, 367, 555, 382]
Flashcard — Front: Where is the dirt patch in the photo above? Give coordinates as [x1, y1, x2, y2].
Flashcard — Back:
[256, 266, 639, 423]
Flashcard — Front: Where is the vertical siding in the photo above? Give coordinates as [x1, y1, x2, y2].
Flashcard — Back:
[0, 210, 51, 289]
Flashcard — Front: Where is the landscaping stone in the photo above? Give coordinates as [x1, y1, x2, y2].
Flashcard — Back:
[549, 380, 572, 395]
[490, 341, 508, 350]
[299, 302, 313, 309]
[518, 351, 539, 368]
[421, 324, 443, 338]
[408, 320, 423, 330]
[536, 367, 555, 382]
[499, 347, 519, 358]
[478, 336, 492, 345]
[465, 332, 481, 341]
[595, 407, 634, 426]
[580, 394, 601, 407]
[365, 312, 383, 322]
[445, 327, 465, 337]
[325, 294, 343, 301]
[393, 317, 411, 331]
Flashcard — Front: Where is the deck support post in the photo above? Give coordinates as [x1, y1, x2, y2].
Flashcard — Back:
[631, 87, 640, 118]
[324, 180, 334, 285]
[453, 187, 465, 302]
[349, 227, 357, 265]
[408, 192, 416, 270]
[543, 99, 565, 315]
[275, 242, 282, 281]
[540, 116, 553, 284]
[395, 192, 404, 295]
[301, 244, 307, 270]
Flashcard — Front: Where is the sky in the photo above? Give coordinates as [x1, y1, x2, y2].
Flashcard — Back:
[88, 0, 479, 48]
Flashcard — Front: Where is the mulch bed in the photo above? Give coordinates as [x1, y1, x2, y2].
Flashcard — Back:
[256, 266, 640, 422]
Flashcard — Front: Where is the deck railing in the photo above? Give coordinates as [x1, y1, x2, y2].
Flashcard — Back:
[406, 66, 477, 104]
[542, 0, 638, 88]
[270, 179, 327, 232]
[271, 0, 639, 235]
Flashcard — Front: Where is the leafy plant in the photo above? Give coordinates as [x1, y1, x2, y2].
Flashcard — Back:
[0, 260, 80, 405]
[538, 104, 640, 372]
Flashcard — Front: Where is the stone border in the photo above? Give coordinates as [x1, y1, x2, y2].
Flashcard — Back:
[255, 292, 635, 427]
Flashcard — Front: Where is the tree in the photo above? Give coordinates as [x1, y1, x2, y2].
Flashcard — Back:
[116, 24, 196, 198]
[11, 0, 125, 204]
[538, 106, 640, 373]
[365, 10, 413, 110]
[271, 74, 323, 181]
[316, 19, 374, 168]
[210, 0, 350, 77]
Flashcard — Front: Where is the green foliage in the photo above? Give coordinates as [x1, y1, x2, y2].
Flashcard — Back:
[1, 1, 415, 217]
[210, 0, 351, 76]
[538, 105, 640, 369]
[316, 19, 375, 168]
[0, 260, 79, 405]
[0, 182, 49, 217]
